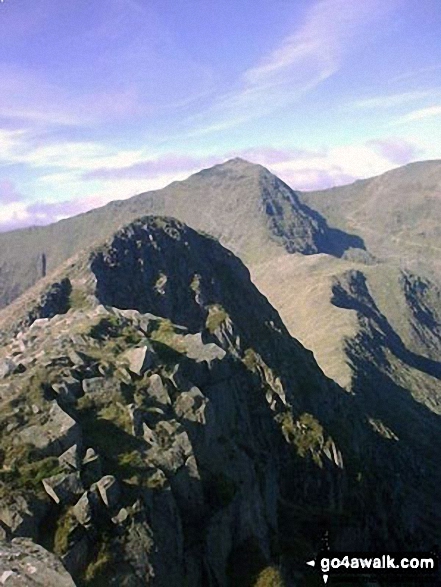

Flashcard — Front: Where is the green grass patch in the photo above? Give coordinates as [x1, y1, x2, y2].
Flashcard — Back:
[83, 537, 113, 586]
[243, 348, 260, 372]
[279, 412, 325, 463]
[53, 507, 78, 555]
[69, 287, 90, 311]
[253, 567, 285, 587]
[205, 304, 228, 333]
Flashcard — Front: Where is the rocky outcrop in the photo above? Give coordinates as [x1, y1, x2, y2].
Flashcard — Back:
[0, 538, 76, 586]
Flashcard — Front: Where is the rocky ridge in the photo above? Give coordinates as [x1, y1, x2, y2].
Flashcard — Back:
[0, 216, 435, 586]
[0, 158, 364, 310]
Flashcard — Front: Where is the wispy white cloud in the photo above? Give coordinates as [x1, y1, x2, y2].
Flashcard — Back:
[352, 90, 436, 110]
[0, 128, 29, 161]
[189, 0, 398, 135]
[395, 105, 441, 125]
[391, 64, 441, 83]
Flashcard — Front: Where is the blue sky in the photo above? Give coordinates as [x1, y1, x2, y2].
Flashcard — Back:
[1, 0, 441, 230]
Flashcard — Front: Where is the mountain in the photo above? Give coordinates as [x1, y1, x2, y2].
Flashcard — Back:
[0, 216, 408, 586]
[1, 160, 441, 584]
[0, 158, 364, 310]
[299, 159, 441, 276]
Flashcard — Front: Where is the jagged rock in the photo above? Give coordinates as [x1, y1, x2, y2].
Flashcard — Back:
[147, 420, 193, 473]
[142, 422, 158, 446]
[174, 386, 210, 424]
[29, 318, 50, 330]
[81, 377, 103, 394]
[19, 402, 81, 457]
[183, 333, 226, 363]
[58, 444, 81, 471]
[52, 377, 82, 404]
[42, 472, 84, 504]
[67, 348, 84, 367]
[82, 377, 120, 398]
[97, 475, 120, 508]
[0, 497, 48, 540]
[147, 374, 171, 406]
[121, 344, 156, 375]
[1, 211, 439, 586]
[323, 440, 344, 469]
[81, 448, 102, 486]
[0, 538, 76, 586]
[115, 367, 132, 384]
[73, 492, 93, 526]
[112, 507, 129, 526]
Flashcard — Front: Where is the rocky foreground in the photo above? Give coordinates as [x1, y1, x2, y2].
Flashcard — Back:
[0, 217, 439, 586]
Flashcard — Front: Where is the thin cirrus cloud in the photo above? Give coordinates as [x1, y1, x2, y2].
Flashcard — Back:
[395, 105, 441, 125]
[189, 0, 398, 134]
[352, 90, 436, 110]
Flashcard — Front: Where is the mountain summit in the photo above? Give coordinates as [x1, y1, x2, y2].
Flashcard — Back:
[0, 158, 364, 309]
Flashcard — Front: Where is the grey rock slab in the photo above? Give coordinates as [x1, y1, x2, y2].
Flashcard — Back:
[142, 422, 158, 446]
[121, 345, 156, 375]
[58, 444, 81, 471]
[147, 374, 171, 406]
[19, 402, 81, 457]
[81, 377, 119, 397]
[0, 538, 76, 586]
[73, 492, 93, 526]
[183, 333, 226, 363]
[111, 507, 129, 525]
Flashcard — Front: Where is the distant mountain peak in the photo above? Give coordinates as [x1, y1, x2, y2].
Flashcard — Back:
[0, 158, 365, 309]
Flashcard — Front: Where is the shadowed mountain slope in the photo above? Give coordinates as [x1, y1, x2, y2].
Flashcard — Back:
[0, 158, 364, 310]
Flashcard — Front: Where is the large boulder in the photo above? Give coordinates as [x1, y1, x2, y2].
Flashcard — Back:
[19, 403, 81, 457]
[0, 538, 76, 586]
